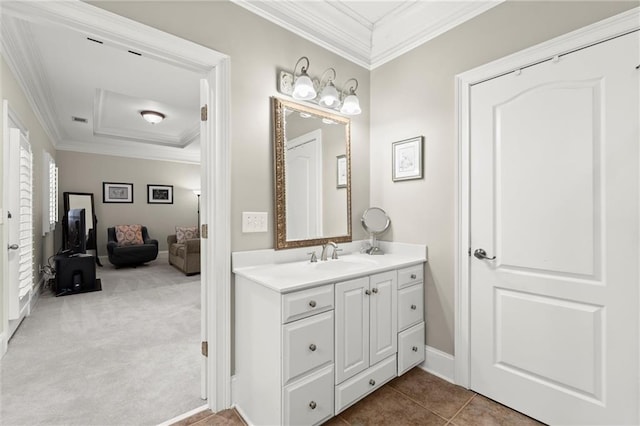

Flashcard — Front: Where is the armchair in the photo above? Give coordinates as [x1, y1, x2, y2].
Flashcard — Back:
[168, 234, 200, 275]
[107, 226, 159, 268]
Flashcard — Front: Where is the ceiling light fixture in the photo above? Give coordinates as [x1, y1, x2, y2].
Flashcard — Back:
[140, 110, 165, 124]
[278, 57, 362, 115]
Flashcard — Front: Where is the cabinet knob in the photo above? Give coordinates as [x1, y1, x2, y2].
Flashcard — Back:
[369, 379, 376, 386]
[309, 300, 316, 308]
[371, 288, 378, 294]
[412, 346, 418, 352]
[410, 304, 417, 310]
[410, 273, 417, 279]
[309, 343, 317, 352]
[365, 289, 371, 296]
[309, 401, 317, 410]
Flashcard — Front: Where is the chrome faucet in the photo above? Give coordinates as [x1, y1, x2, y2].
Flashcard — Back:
[320, 241, 338, 261]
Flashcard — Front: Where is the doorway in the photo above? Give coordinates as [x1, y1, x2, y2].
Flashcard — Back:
[455, 9, 639, 425]
[1, 0, 231, 416]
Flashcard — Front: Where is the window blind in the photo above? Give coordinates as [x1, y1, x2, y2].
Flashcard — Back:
[19, 141, 33, 299]
[42, 151, 58, 234]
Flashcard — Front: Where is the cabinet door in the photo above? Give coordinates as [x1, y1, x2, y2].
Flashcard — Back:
[335, 277, 370, 384]
[369, 271, 397, 365]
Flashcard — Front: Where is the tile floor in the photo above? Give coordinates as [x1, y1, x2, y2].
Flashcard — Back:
[172, 368, 544, 426]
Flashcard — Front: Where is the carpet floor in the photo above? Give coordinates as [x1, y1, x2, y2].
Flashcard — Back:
[1, 255, 203, 425]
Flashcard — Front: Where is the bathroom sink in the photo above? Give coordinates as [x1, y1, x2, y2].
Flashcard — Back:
[310, 255, 378, 272]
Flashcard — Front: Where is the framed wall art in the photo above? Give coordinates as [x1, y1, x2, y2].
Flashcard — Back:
[392, 136, 424, 182]
[103, 182, 133, 203]
[147, 184, 173, 204]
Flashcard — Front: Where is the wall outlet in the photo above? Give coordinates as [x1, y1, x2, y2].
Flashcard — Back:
[242, 212, 268, 233]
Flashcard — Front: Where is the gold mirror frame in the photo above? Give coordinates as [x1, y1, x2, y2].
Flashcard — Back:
[273, 97, 352, 249]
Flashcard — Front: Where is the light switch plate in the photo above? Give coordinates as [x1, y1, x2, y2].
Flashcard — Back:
[242, 212, 268, 233]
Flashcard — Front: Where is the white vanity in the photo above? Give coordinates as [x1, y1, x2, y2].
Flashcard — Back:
[233, 242, 427, 425]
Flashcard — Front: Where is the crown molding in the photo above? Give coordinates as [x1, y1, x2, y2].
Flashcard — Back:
[369, 1, 505, 69]
[56, 138, 200, 165]
[231, 0, 504, 70]
[231, 0, 371, 69]
[1, 16, 63, 146]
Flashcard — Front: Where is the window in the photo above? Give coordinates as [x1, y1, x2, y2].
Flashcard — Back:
[42, 151, 58, 235]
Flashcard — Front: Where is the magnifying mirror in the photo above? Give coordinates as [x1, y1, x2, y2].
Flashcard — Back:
[361, 207, 391, 255]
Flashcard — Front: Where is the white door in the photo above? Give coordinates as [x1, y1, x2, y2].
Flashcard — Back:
[470, 32, 639, 425]
[335, 277, 369, 384]
[369, 271, 397, 365]
[285, 129, 323, 240]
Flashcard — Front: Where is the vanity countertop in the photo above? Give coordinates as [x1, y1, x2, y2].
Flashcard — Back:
[233, 246, 427, 293]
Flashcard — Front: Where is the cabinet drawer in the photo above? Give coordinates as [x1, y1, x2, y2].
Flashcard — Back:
[282, 285, 334, 323]
[283, 311, 334, 384]
[398, 283, 424, 331]
[284, 364, 334, 426]
[398, 265, 423, 289]
[335, 355, 397, 414]
[398, 322, 425, 375]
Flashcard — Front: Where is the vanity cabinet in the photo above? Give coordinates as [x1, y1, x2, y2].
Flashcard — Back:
[397, 265, 426, 375]
[334, 271, 397, 383]
[234, 255, 426, 425]
[235, 280, 335, 426]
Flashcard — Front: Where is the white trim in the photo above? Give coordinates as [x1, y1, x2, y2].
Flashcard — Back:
[0, 331, 7, 357]
[419, 345, 455, 384]
[454, 8, 640, 388]
[1, 1, 232, 412]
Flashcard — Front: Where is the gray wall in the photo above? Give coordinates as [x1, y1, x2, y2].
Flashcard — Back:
[56, 151, 200, 255]
[0, 57, 58, 336]
[90, 0, 371, 250]
[370, 0, 637, 355]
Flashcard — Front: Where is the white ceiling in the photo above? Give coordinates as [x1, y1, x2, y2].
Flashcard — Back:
[1, 1, 502, 163]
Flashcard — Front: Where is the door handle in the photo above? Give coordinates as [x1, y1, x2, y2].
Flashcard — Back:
[473, 248, 495, 260]
[8, 244, 19, 250]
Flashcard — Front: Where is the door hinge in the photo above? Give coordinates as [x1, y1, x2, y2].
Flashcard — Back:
[201, 104, 208, 121]
[7, 210, 12, 219]
[201, 224, 208, 239]
[468, 247, 471, 257]
[201, 341, 208, 357]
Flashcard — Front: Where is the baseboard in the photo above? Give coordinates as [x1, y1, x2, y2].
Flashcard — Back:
[231, 374, 237, 406]
[30, 275, 46, 310]
[419, 345, 455, 383]
[156, 404, 209, 426]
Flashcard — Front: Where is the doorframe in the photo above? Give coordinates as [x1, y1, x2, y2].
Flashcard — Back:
[0, 1, 232, 412]
[454, 7, 639, 389]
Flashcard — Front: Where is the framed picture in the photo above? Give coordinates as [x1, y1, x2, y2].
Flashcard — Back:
[147, 184, 173, 204]
[103, 182, 133, 203]
[336, 155, 347, 188]
[392, 136, 424, 182]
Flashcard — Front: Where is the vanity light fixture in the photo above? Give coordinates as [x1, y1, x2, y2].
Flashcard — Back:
[340, 78, 362, 116]
[278, 57, 363, 116]
[318, 68, 340, 109]
[291, 56, 316, 101]
[140, 110, 165, 124]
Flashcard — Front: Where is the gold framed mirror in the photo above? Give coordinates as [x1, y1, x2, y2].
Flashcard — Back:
[273, 97, 352, 249]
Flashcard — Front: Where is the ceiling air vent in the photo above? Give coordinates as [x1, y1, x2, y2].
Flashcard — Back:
[72, 116, 88, 124]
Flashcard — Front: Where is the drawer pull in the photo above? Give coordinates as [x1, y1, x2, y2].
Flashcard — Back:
[412, 346, 419, 352]
[369, 379, 376, 386]
[410, 273, 417, 279]
[308, 300, 317, 308]
[309, 343, 317, 352]
[365, 289, 371, 296]
[371, 288, 378, 294]
[410, 304, 417, 310]
[309, 401, 317, 410]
